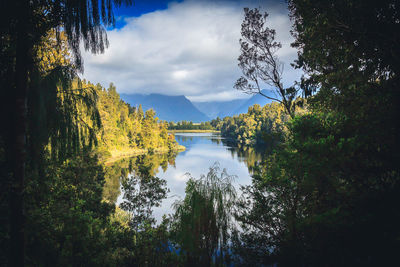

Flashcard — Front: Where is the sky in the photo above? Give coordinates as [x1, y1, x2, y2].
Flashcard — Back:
[81, 0, 303, 102]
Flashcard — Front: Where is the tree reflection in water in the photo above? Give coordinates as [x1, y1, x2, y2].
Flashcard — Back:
[210, 137, 268, 175]
[103, 152, 179, 204]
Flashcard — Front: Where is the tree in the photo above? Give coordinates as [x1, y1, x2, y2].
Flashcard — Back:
[1, 0, 133, 265]
[219, 102, 289, 145]
[287, 2, 400, 264]
[120, 164, 168, 231]
[25, 150, 115, 266]
[234, 1, 400, 266]
[234, 8, 299, 118]
[172, 163, 237, 266]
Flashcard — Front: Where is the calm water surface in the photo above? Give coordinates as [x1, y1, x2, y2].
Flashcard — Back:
[109, 132, 265, 222]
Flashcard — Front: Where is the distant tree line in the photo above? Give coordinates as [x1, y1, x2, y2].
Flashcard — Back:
[168, 120, 214, 130]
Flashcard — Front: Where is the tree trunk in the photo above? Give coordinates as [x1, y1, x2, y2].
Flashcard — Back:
[10, 1, 30, 265]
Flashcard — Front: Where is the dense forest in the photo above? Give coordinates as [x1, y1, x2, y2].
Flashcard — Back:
[88, 81, 183, 162]
[1, 0, 400, 266]
[231, 2, 400, 266]
[215, 102, 304, 145]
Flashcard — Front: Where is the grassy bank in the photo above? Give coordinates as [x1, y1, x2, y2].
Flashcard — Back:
[168, 129, 220, 133]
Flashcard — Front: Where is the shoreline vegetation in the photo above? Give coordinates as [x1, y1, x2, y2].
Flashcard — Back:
[168, 129, 220, 133]
[168, 120, 217, 131]
[214, 102, 307, 146]
[80, 81, 187, 166]
[103, 144, 186, 165]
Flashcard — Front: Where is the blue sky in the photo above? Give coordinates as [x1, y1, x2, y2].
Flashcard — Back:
[112, 0, 179, 28]
[82, 0, 302, 102]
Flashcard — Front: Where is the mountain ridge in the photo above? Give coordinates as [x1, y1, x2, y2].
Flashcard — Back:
[193, 90, 276, 119]
[120, 93, 210, 122]
[120, 90, 278, 122]
[192, 99, 247, 119]
[232, 90, 275, 116]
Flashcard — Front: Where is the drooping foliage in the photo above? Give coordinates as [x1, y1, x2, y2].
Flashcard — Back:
[1, 0, 134, 263]
[0, 25, 179, 266]
[172, 164, 237, 266]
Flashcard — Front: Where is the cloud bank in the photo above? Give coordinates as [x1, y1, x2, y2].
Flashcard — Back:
[82, 0, 303, 102]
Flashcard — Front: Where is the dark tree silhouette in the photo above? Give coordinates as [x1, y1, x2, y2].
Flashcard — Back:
[235, 8, 299, 118]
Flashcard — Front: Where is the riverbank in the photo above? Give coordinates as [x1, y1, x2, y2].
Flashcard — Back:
[104, 145, 186, 165]
[168, 129, 220, 133]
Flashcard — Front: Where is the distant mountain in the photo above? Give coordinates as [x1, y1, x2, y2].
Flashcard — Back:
[231, 90, 276, 116]
[192, 99, 247, 119]
[120, 90, 278, 122]
[120, 93, 210, 122]
[193, 90, 277, 119]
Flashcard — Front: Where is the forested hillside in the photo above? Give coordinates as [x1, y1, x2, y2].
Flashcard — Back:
[86, 81, 183, 161]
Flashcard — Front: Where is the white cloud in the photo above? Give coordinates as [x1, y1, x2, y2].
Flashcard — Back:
[188, 89, 250, 102]
[82, 0, 303, 102]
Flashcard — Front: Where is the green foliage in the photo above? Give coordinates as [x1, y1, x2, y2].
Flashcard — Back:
[120, 169, 168, 230]
[172, 164, 237, 266]
[236, 112, 400, 266]
[24, 150, 116, 266]
[91, 81, 178, 157]
[110, 155, 182, 266]
[103, 149, 179, 204]
[234, 8, 301, 118]
[169, 120, 214, 130]
[16, 145, 180, 267]
[234, 1, 400, 266]
[219, 102, 296, 145]
[114, 215, 182, 267]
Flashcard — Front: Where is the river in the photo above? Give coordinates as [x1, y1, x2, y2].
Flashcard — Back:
[103, 132, 266, 222]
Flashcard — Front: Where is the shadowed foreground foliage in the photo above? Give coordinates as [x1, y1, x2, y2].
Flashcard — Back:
[172, 164, 237, 266]
[232, 1, 400, 266]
